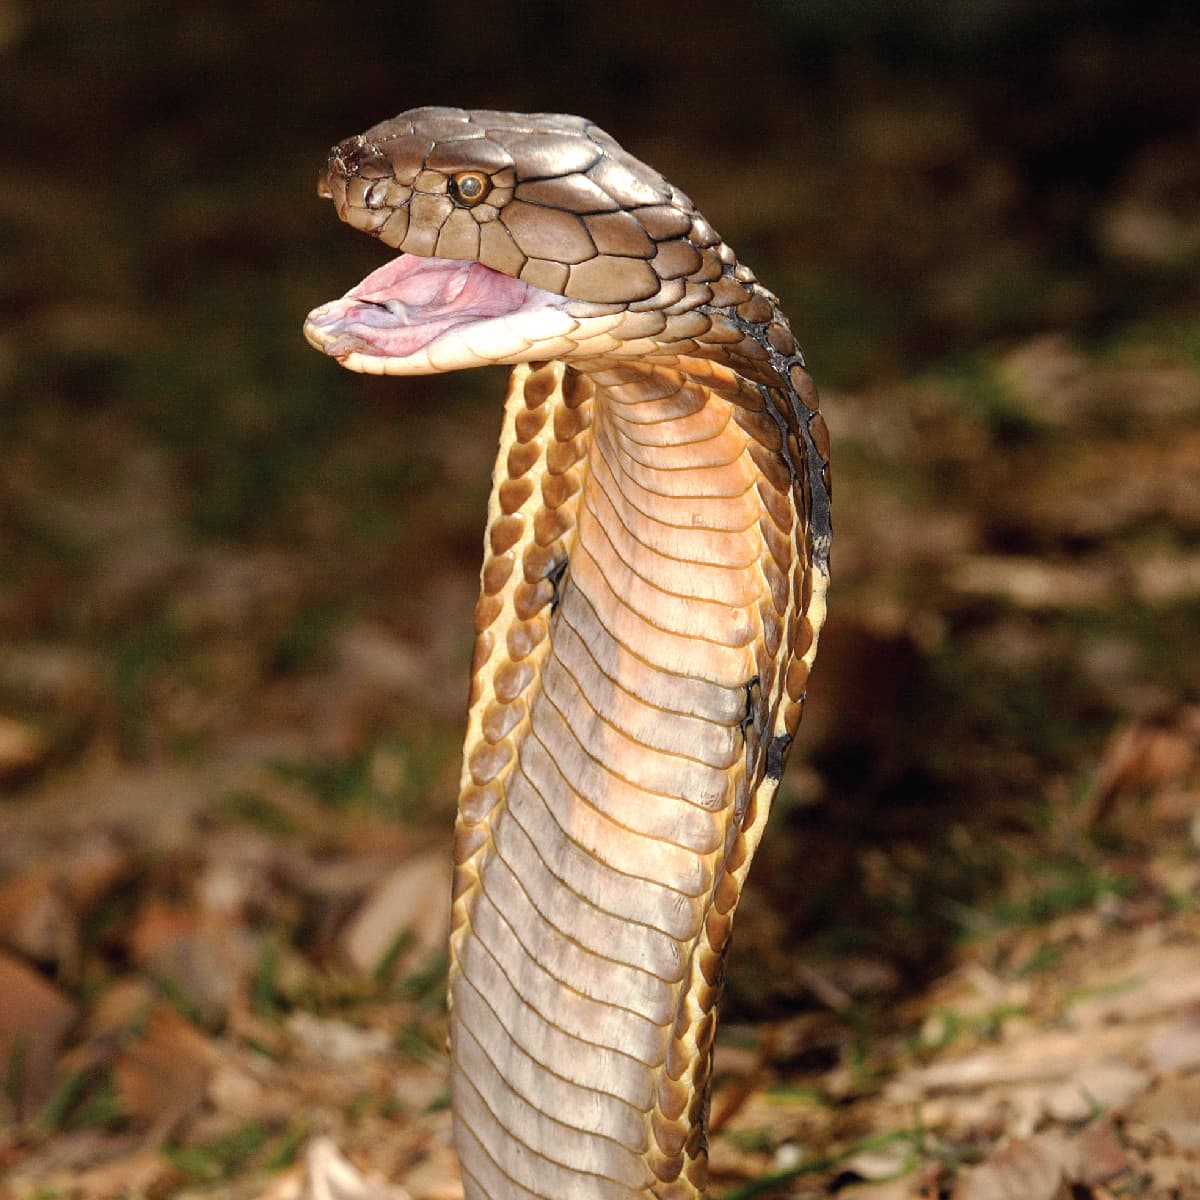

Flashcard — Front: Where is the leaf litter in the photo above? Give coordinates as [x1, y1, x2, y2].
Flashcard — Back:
[2, 6, 1200, 1200]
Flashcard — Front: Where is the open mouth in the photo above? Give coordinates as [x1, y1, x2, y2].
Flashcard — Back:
[304, 253, 567, 368]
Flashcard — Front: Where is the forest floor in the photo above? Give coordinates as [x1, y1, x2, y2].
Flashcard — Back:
[2, 5, 1200, 1198]
[3, 314, 1200, 1200]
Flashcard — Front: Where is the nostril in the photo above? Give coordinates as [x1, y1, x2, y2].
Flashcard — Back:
[328, 136, 392, 183]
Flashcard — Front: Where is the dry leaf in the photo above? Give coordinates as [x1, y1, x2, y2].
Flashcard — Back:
[112, 1003, 214, 1140]
[1087, 706, 1200, 820]
[0, 866, 79, 969]
[1145, 1013, 1200, 1073]
[285, 1012, 391, 1065]
[952, 1120, 1128, 1200]
[339, 851, 451, 976]
[950, 556, 1115, 609]
[1127, 1076, 1200, 1149]
[838, 1178, 924, 1200]
[1042, 1060, 1150, 1121]
[128, 902, 240, 1027]
[0, 714, 50, 783]
[294, 1137, 412, 1200]
[0, 948, 77, 1115]
[1072, 1118, 1129, 1186]
[393, 1135, 464, 1200]
[1072, 944, 1200, 1025]
[57, 1147, 173, 1199]
[953, 1136, 1070, 1200]
[842, 1140, 914, 1182]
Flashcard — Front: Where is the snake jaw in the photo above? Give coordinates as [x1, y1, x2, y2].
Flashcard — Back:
[302, 251, 621, 374]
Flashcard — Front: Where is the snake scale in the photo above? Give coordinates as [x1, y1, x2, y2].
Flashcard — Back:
[305, 107, 831, 1200]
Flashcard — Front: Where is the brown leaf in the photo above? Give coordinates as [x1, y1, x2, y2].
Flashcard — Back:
[1072, 1118, 1129, 1186]
[838, 1178, 924, 1200]
[954, 1120, 1127, 1199]
[0, 948, 78, 1115]
[285, 1013, 390, 1065]
[1043, 1060, 1151, 1121]
[950, 555, 1115, 610]
[56, 1148, 174, 1200]
[112, 1004, 214, 1140]
[953, 1136, 1071, 1200]
[128, 903, 239, 1027]
[389, 1134, 463, 1200]
[0, 845, 131, 973]
[1145, 1013, 1200, 1073]
[0, 866, 79, 969]
[0, 714, 50, 784]
[339, 851, 451, 976]
[994, 334, 1090, 426]
[1127, 1076, 1200, 1150]
[1071, 944, 1200, 1025]
[1087, 706, 1200, 820]
[297, 1137, 415, 1200]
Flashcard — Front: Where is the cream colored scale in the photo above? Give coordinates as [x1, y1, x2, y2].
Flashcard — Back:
[452, 359, 802, 1199]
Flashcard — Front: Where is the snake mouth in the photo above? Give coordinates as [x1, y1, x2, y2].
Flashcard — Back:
[304, 252, 578, 375]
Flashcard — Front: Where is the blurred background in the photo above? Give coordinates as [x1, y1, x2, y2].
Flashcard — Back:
[1, 1, 1199, 1196]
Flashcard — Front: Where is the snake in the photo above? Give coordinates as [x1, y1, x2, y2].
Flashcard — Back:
[304, 107, 831, 1200]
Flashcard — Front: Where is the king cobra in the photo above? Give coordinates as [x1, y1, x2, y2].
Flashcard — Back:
[304, 107, 831, 1200]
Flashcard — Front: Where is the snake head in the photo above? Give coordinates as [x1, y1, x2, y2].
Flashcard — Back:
[304, 106, 767, 376]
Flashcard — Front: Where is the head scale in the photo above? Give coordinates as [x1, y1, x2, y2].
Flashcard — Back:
[321, 106, 730, 312]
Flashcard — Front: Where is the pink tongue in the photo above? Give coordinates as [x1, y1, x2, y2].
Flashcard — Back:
[306, 254, 533, 360]
[354, 255, 528, 313]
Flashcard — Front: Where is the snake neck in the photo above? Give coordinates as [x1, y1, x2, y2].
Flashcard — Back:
[448, 356, 825, 1200]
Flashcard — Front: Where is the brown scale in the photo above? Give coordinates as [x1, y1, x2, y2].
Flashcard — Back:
[450, 360, 585, 892]
[645, 394, 804, 1197]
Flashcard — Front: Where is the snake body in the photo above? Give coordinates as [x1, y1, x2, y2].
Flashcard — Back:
[305, 108, 831, 1200]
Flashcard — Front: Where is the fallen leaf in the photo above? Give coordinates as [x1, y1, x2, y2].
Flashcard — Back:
[890, 1028, 1120, 1097]
[953, 1136, 1070, 1200]
[0, 714, 50, 783]
[1145, 1013, 1200, 1073]
[290, 1137, 412, 1200]
[838, 1178, 924, 1200]
[995, 333, 1090, 427]
[1071, 944, 1200, 1025]
[1072, 1118, 1129, 1186]
[339, 851, 451, 977]
[950, 554, 1118, 609]
[0, 948, 78, 1115]
[842, 1139, 913, 1181]
[128, 902, 239, 1027]
[0, 643, 104, 709]
[0, 866, 79, 969]
[1086, 706, 1200, 821]
[205, 1061, 270, 1119]
[57, 1147, 173, 1199]
[285, 1012, 391, 1065]
[112, 1003, 214, 1140]
[1042, 1060, 1150, 1121]
[333, 622, 425, 697]
[1126, 1076, 1200, 1149]
[393, 1133, 464, 1200]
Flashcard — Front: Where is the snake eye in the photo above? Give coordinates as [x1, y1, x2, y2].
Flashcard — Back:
[449, 170, 491, 206]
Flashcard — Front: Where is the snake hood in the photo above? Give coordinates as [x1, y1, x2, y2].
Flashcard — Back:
[304, 106, 799, 388]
